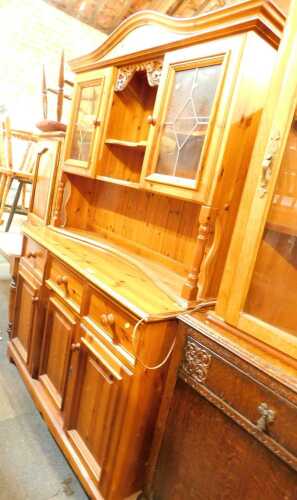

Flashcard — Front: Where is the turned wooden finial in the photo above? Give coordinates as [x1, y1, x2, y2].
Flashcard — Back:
[57, 50, 64, 122]
[42, 64, 48, 120]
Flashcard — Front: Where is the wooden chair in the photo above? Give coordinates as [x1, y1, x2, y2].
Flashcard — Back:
[0, 118, 39, 230]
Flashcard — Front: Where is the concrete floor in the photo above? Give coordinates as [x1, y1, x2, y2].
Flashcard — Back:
[0, 279, 89, 500]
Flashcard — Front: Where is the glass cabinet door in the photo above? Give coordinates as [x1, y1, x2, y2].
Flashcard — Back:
[244, 119, 297, 335]
[144, 48, 228, 195]
[64, 68, 114, 177]
[155, 64, 222, 182]
[215, 12, 297, 360]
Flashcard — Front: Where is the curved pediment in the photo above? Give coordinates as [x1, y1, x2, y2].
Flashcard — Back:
[69, 0, 285, 73]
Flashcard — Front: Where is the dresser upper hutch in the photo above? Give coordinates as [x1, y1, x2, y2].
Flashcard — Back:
[35, 0, 285, 315]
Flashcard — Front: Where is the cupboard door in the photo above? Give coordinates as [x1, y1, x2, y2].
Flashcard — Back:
[12, 268, 41, 375]
[39, 296, 76, 410]
[215, 7, 297, 360]
[63, 68, 114, 177]
[29, 139, 62, 225]
[143, 40, 235, 200]
[66, 326, 132, 487]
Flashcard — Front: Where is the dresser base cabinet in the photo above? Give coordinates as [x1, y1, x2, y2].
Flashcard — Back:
[151, 320, 297, 500]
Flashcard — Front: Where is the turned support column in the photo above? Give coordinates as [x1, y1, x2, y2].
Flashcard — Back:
[182, 206, 216, 302]
[52, 179, 65, 226]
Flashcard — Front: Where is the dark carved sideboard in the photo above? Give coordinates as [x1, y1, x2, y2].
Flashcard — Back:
[150, 314, 297, 500]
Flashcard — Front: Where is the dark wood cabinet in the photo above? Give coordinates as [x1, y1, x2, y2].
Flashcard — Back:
[151, 317, 297, 500]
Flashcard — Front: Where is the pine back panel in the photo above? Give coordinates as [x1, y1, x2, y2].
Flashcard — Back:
[64, 176, 200, 275]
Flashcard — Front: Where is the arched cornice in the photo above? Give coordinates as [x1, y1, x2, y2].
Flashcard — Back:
[69, 0, 285, 73]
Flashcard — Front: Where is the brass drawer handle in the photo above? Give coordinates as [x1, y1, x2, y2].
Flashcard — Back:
[56, 275, 69, 296]
[257, 403, 275, 432]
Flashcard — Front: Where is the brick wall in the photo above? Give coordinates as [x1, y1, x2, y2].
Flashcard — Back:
[0, 0, 106, 129]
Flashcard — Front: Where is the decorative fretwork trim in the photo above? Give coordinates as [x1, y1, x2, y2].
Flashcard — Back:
[115, 60, 163, 91]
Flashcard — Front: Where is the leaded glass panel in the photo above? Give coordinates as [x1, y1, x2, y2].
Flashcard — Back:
[156, 63, 222, 180]
[70, 82, 102, 164]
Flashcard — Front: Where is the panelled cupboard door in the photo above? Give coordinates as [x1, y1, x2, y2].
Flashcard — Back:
[215, 5, 297, 361]
[142, 37, 242, 202]
[63, 68, 115, 177]
[66, 325, 133, 490]
[11, 268, 41, 376]
[39, 295, 77, 410]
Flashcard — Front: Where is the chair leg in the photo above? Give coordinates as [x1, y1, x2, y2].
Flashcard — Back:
[0, 174, 6, 195]
[0, 176, 12, 224]
[0, 175, 7, 209]
[21, 183, 27, 210]
[5, 180, 23, 232]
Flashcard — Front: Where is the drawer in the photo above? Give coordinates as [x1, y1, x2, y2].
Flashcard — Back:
[180, 335, 297, 461]
[46, 257, 84, 313]
[21, 237, 47, 281]
[84, 287, 137, 354]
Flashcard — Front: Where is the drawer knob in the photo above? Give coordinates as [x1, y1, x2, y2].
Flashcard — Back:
[100, 313, 108, 325]
[107, 313, 115, 326]
[257, 402, 275, 432]
[56, 275, 69, 295]
[27, 251, 38, 259]
[100, 313, 115, 327]
[147, 115, 156, 126]
[71, 342, 81, 352]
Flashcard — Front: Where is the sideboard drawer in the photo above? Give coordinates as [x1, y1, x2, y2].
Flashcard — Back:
[46, 257, 84, 313]
[21, 237, 47, 281]
[181, 336, 297, 461]
[85, 287, 136, 354]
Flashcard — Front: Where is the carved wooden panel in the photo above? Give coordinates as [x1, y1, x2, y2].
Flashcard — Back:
[179, 336, 212, 387]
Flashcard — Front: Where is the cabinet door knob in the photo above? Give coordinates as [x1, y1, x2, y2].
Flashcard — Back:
[256, 402, 275, 432]
[147, 115, 156, 126]
[71, 342, 81, 352]
[93, 119, 101, 127]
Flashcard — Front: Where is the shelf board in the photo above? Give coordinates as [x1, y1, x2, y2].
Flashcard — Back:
[105, 138, 147, 149]
[96, 175, 141, 189]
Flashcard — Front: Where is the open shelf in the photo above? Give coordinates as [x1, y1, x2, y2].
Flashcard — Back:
[105, 138, 147, 149]
[96, 175, 140, 189]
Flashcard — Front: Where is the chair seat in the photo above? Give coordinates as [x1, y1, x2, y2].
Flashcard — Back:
[0, 168, 34, 181]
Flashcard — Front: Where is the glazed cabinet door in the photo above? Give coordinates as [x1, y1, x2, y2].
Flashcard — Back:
[215, 11, 297, 361]
[143, 38, 241, 201]
[29, 139, 62, 225]
[39, 295, 77, 410]
[66, 325, 132, 489]
[11, 266, 42, 377]
[63, 67, 114, 177]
